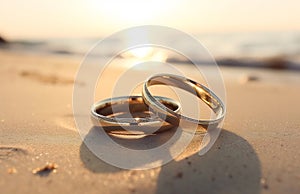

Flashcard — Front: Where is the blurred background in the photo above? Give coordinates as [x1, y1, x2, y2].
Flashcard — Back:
[1, 0, 300, 69]
[2, 2, 300, 194]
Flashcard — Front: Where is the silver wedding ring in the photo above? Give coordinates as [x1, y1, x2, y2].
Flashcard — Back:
[142, 74, 225, 128]
[91, 74, 225, 133]
[91, 95, 181, 134]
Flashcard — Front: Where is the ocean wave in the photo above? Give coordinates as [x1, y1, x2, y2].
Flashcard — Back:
[50, 49, 74, 55]
[166, 56, 300, 70]
[1, 31, 300, 70]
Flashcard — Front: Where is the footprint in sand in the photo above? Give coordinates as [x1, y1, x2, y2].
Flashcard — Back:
[19, 70, 84, 85]
[0, 147, 27, 160]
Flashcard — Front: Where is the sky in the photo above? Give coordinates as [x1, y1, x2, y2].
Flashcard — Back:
[0, 0, 300, 39]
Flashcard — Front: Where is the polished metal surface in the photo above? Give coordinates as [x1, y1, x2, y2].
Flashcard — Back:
[91, 95, 181, 134]
[142, 74, 225, 128]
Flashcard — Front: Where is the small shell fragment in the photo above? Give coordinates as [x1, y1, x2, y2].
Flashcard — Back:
[7, 168, 17, 174]
[32, 163, 58, 176]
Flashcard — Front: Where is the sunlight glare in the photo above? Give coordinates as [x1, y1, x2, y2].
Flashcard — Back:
[129, 47, 154, 58]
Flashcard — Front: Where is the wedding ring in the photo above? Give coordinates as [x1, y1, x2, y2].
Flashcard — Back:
[142, 74, 225, 128]
[91, 95, 181, 134]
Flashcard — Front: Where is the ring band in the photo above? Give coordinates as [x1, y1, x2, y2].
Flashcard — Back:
[91, 95, 181, 134]
[142, 74, 225, 128]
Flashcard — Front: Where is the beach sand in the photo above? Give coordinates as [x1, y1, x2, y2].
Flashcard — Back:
[0, 50, 300, 194]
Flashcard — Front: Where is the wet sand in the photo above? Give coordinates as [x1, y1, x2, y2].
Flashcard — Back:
[0, 50, 300, 194]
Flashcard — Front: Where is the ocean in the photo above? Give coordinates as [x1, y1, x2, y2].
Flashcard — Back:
[2, 31, 300, 70]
